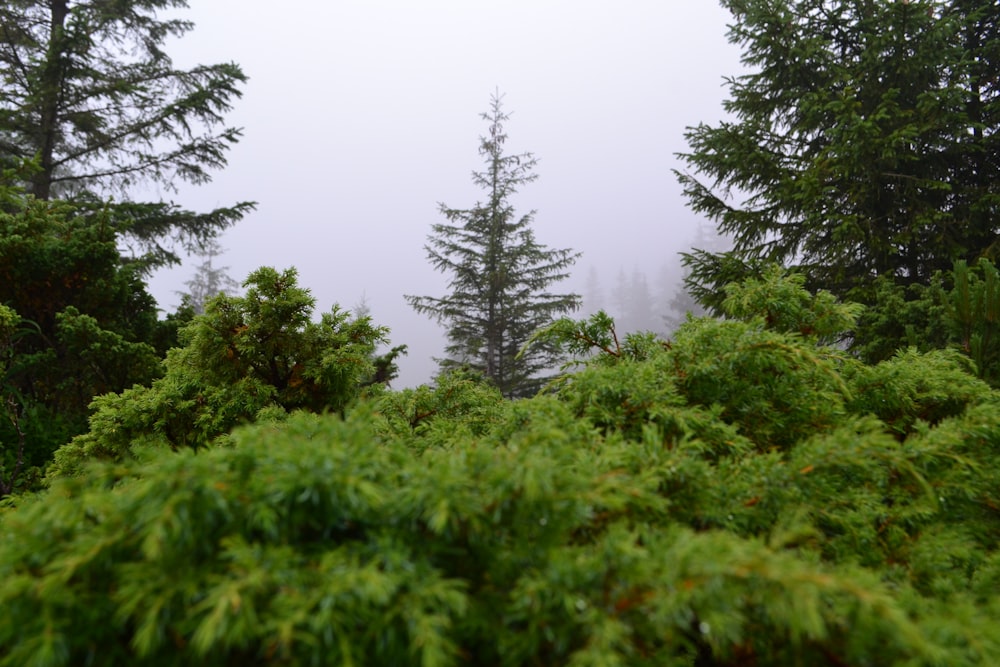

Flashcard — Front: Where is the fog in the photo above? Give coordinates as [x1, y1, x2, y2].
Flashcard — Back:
[144, 1, 744, 388]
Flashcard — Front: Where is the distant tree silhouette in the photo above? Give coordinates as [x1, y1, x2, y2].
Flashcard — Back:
[176, 240, 241, 315]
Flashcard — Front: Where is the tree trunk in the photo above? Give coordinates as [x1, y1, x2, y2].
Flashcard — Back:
[32, 0, 69, 200]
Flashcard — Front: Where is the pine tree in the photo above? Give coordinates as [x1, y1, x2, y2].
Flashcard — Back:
[610, 267, 630, 327]
[0, 0, 253, 265]
[582, 265, 605, 316]
[176, 239, 241, 315]
[628, 268, 656, 333]
[406, 92, 580, 398]
[676, 0, 1000, 303]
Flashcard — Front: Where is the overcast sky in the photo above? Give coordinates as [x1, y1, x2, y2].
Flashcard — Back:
[145, 1, 744, 388]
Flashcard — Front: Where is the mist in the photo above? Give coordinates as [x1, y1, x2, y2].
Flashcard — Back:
[144, 1, 744, 388]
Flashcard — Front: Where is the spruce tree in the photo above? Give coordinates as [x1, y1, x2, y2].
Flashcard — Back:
[610, 267, 631, 329]
[676, 0, 1000, 304]
[0, 0, 253, 265]
[406, 92, 580, 398]
[582, 265, 605, 316]
[176, 239, 241, 315]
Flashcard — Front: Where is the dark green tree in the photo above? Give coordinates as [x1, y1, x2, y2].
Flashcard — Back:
[406, 92, 580, 398]
[676, 0, 1000, 304]
[0, 303, 27, 495]
[0, 192, 166, 484]
[0, 0, 253, 265]
[854, 257, 1000, 386]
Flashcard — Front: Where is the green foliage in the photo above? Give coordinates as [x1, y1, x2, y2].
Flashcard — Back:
[373, 369, 505, 448]
[721, 266, 864, 343]
[6, 250, 1000, 665]
[677, 0, 1000, 302]
[531, 309, 665, 368]
[406, 91, 581, 398]
[50, 267, 400, 476]
[24, 307, 162, 417]
[843, 348, 992, 437]
[0, 303, 25, 496]
[3, 357, 1000, 663]
[0, 197, 156, 341]
[0, 196, 170, 477]
[851, 275, 951, 365]
[669, 318, 851, 450]
[543, 271, 859, 450]
[943, 258, 1000, 385]
[854, 259, 1000, 387]
[0, 0, 254, 265]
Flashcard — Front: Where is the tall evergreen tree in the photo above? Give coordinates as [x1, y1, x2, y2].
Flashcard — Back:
[583, 265, 605, 316]
[406, 92, 580, 398]
[611, 267, 630, 327]
[0, 0, 253, 266]
[176, 239, 241, 315]
[628, 268, 656, 333]
[676, 0, 1000, 304]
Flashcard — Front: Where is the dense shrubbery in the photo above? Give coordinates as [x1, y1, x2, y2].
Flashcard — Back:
[49, 266, 403, 477]
[0, 193, 169, 491]
[856, 258, 1000, 388]
[2, 271, 1000, 665]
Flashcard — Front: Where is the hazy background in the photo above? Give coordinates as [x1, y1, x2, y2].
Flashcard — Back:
[145, 1, 744, 387]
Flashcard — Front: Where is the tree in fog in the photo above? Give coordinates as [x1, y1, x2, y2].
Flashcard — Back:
[627, 268, 657, 333]
[177, 240, 241, 315]
[611, 268, 630, 325]
[583, 265, 605, 316]
[406, 92, 580, 398]
[610, 266, 659, 334]
[0, 0, 253, 266]
[665, 223, 727, 330]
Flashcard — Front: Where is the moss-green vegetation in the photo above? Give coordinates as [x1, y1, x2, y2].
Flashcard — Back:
[3, 271, 1000, 666]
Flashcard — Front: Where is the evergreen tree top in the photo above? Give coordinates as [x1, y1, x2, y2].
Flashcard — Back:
[407, 92, 580, 398]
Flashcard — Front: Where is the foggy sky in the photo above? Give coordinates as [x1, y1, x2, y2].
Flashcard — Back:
[145, 1, 744, 387]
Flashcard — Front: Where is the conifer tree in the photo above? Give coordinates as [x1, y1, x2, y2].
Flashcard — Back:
[406, 92, 580, 398]
[628, 268, 656, 332]
[611, 267, 630, 324]
[583, 265, 605, 316]
[0, 0, 253, 265]
[0, 187, 166, 483]
[176, 239, 241, 315]
[676, 0, 1000, 304]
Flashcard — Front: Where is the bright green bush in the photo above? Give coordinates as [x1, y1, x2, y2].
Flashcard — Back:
[372, 369, 506, 449]
[49, 267, 402, 477]
[5, 385, 1000, 665]
[3, 272, 1000, 665]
